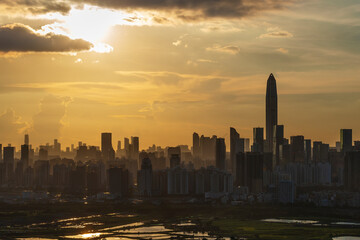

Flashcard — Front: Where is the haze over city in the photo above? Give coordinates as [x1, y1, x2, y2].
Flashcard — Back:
[0, 0, 360, 149]
[1, 1, 360, 239]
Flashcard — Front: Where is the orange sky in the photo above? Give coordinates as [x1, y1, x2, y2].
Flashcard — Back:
[0, 0, 359, 150]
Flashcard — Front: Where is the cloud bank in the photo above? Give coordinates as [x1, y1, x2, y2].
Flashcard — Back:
[0, 0, 71, 15]
[77, 0, 295, 21]
[0, 23, 93, 53]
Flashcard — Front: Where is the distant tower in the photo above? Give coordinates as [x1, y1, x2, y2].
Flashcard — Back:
[101, 132, 115, 162]
[215, 138, 226, 170]
[266, 73, 278, 153]
[252, 127, 264, 153]
[24, 134, 29, 145]
[192, 132, 200, 159]
[340, 129, 352, 153]
[230, 127, 240, 176]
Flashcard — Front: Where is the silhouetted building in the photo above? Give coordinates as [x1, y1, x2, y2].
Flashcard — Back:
[199, 135, 217, 165]
[24, 134, 29, 145]
[279, 144, 291, 166]
[131, 136, 139, 160]
[252, 127, 264, 153]
[340, 129, 352, 153]
[4, 145, 15, 182]
[170, 154, 181, 168]
[230, 127, 242, 176]
[304, 139, 312, 163]
[101, 132, 115, 162]
[235, 152, 263, 193]
[167, 166, 188, 195]
[108, 167, 130, 197]
[266, 73, 278, 152]
[344, 151, 360, 191]
[193, 132, 200, 159]
[138, 157, 152, 196]
[34, 160, 50, 189]
[273, 125, 284, 167]
[216, 138, 226, 170]
[290, 136, 305, 162]
[39, 146, 48, 161]
[168, 147, 181, 168]
[21, 144, 30, 169]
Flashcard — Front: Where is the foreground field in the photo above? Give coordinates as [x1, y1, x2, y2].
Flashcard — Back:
[0, 201, 359, 239]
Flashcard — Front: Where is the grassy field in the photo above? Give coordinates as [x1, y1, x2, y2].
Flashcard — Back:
[0, 201, 359, 239]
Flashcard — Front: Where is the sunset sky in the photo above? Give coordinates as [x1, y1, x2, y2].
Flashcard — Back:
[0, 0, 359, 149]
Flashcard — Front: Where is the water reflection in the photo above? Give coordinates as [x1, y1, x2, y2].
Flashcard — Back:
[262, 218, 319, 224]
[64, 232, 103, 239]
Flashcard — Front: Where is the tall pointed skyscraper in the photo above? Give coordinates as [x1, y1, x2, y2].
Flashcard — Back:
[266, 73, 278, 152]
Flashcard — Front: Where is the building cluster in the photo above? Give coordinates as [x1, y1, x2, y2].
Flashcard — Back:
[0, 74, 359, 206]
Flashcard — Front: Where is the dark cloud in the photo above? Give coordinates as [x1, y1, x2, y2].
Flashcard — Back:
[71, 0, 296, 21]
[0, 23, 93, 53]
[1, 0, 71, 15]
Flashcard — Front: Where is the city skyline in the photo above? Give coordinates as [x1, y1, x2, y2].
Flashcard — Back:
[1, 73, 358, 154]
[0, 0, 360, 148]
[0, 1, 360, 239]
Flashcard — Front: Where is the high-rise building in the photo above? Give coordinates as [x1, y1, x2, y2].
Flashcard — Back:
[199, 135, 217, 165]
[193, 132, 200, 159]
[39, 146, 48, 161]
[0, 144, 2, 162]
[313, 141, 322, 162]
[21, 144, 29, 169]
[290, 136, 305, 162]
[304, 139, 312, 163]
[138, 157, 152, 196]
[170, 154, 181, 168]
[235, 152, 263, 193]
[4, 145, 15, 182]
[340, 129, 352, 153]
[273, 125, 284, 166]
[131, 136, 140, 160]
[230, 127, 241, 176]
[266, 73, 278, 153]
[252, 127, 264, 153]
[216, 138, 226, 170]
[101, 132, 115, 162]
[344, 151, 360, 191]
[24, 134, 29, 145]
[244, 138, 250, 152]
[108, 167, 130, 197]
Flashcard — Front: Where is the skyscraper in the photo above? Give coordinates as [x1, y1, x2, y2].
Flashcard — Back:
[192, 132, 200, 159]
[252, 127, 264, 153]
[266, 73, 278, 153]
[131, 136, 139, 160]
[340, 129, 352, 153]
[24, 134, 29, 145]
[290, 136, 305, 162]
[273, 125, 284, 166]
[101, 132, 115, 162]
[215, 138, 226, 170]
[21, 144, 29, 168]
[230, 127, 241, 176]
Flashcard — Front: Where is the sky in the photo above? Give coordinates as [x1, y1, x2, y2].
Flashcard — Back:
[0, 0, 359, 150]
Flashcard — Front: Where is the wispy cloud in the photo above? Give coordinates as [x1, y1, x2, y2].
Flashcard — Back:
[259, 27, 293, 38]
[206, 44, 240, 55]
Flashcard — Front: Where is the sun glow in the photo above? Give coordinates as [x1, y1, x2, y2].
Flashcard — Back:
[43, 5, 149, 41]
